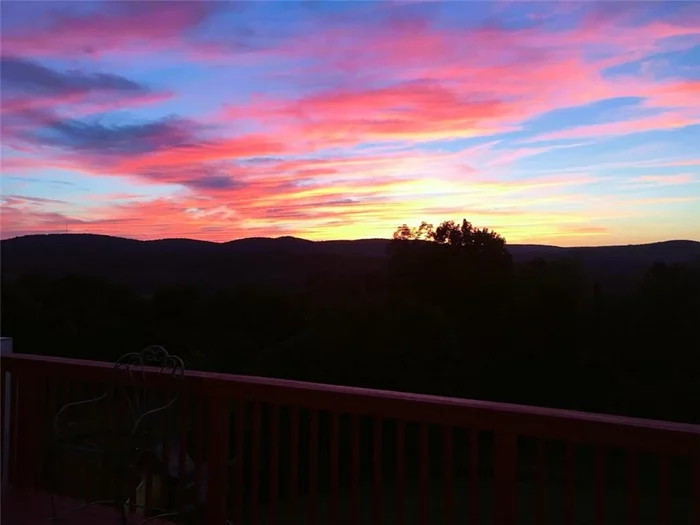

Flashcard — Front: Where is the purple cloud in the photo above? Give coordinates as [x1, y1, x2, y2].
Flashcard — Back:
[0, 55, 147, 98]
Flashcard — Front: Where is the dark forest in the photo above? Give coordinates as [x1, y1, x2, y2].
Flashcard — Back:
[2, 221, 699, 424]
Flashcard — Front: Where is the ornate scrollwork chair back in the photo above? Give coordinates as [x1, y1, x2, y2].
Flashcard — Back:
[114, 345, 185, 437]
[50, 345, 186, 524]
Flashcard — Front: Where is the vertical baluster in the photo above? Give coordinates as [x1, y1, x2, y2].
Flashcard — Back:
[536, 440, 546, 525]
[309, 409, 318, 525]
[119, 384, 137, 517]
[494, 430, 517, 525]
[396, 419, 406, 525]
[420, 423, 429, 525]
[252, 402, 262, 525]
[161, 389, 171, 514]
[565, 443, 574, 525]
[193, 394, 205, 523]
[233, 397, 245, 525]
[1, 363, 7, 485]
[16, 371, 34, 489]
[8, 377, 19, 486]
[290, 405, 300, 524]
[595, 448, 605, 525]
[32, 372, 47, 489]
[627, 450, 639, 525]
[373, 416, 382, 525]
[269, 405, 280, 525]
[44, 375, 58, 492]
[351, 414, 360, 525]
[105, 380, 113, 500]
[52, 377, 65, 492]
[206, 392, 230, 524]
[658, 454, 669, 525]
[1, 363, 19, 487]
[468, 429, 479, 525]
[20, 372, 34, 489]
[444, 426, 453, 525]
[94, 381, 105, 498]
[83, 382, 94, 503]
[144, 388, 154, 515]
[32, 372, 46, 488]
[330, 412, 339, 525]
[177, 392, 189, 516]
[29, 372, 46, 490]
[692, 454, 700, 525]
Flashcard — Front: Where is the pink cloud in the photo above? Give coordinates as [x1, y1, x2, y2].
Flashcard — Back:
[110, 135, 289, 176]
[3, 3, 700, 246]
[635, 174, 697, 186]
[1, 2, 225, 59]
[1, 192, 608, 244]
[2, 90, 170, 116]
[2, 155, 612, 244]
[0, 174, 685, 244]
[660, 159, 700, 167]
[528, 112, 699, 142]
[0, 156, 77, 172]
[645, 79, 700, 110]
[218, 12, 699, 151]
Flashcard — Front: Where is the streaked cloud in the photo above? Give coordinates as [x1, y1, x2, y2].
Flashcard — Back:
[635, 174, 697, 186]
[1, 1, 699, 245]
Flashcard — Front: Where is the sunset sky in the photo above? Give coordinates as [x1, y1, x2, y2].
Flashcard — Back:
[1, 1, 699, 245]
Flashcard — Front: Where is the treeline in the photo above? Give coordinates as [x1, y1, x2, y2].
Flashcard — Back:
[2, 220, 699, 424]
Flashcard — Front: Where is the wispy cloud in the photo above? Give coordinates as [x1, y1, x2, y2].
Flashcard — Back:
[1, 1, 699, 244]
[0, 2, 230, 59]
[633, 174, 697, 186]
[0, 56, 168, 113]
[527, 112, 700, 142]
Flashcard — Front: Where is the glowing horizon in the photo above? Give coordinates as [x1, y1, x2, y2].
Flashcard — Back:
[1, 1, 699, 246]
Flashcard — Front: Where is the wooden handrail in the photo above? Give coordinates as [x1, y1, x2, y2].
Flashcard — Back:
[4, 352, 698, 454]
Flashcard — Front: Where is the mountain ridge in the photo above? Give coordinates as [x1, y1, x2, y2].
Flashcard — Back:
[4, 232, 698, 250]
[2, 234, 699, 292]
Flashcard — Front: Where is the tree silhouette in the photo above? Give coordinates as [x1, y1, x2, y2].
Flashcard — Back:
[388, 219, 515, 392]
[390, 218, 512, 283]
[392, 221, 434, 241]
[392, 219, 509, 261]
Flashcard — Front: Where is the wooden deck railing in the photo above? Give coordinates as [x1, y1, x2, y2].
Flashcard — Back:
[2, 352, 699, 524]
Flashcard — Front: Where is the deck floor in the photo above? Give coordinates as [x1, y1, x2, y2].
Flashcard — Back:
[0, 487, 176, 525]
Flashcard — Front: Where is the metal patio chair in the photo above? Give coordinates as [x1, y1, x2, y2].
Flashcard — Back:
[48, 345, 185, 524]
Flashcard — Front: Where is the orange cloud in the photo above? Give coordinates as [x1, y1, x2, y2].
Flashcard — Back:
[111, 135, 289, 174]
[3, 2, 700, 246]
[1, 163, 616, 245]
[226, 82, 521, 147]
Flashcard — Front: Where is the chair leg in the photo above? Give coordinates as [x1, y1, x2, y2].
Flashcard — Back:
[48, 444, 58, 521]
[50, 491, 58, 522]
[120, 503, 129, 525]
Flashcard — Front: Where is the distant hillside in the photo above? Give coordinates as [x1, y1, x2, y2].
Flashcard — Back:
[2, 234, 699, 291]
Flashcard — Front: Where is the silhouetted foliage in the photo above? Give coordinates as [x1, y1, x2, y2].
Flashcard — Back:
[1, 229, 699, 424]
[390, 219, 510, 272]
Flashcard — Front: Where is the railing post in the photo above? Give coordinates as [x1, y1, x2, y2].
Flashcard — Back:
[1, 337, 13, 485]
[15, 366, 42, 489]
[1, 340, 43, 491]
[693, 451, 700, 525]
[494, 430, 517, 525]
[206, 393, 230, 524]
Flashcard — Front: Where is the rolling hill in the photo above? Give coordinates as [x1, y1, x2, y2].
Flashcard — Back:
[2, 234, 699, 291]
